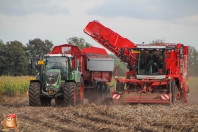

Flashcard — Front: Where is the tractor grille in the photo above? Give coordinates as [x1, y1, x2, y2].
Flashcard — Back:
[46, 72, 59, 84]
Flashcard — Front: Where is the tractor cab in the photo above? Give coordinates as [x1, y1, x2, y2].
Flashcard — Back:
[134, 46, 166, 79]
[41, 54, 74, 94]
[45, 54, 69, 80]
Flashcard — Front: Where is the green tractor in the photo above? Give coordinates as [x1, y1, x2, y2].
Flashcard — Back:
[29, 45, 84, 106]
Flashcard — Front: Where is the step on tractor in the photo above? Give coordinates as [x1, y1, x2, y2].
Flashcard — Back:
[29, 44, 114, 106]
[84, 20, 189, 105]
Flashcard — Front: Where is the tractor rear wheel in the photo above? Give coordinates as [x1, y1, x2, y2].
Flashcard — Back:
[116, 82, 124, 92]
[63, 82, 77, 106]
[29, 82, 41, 106]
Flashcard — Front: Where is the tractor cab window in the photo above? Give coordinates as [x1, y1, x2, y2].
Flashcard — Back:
[45, 57, 67, 78]
[138, 49, 164, 75]
[46, 57, 67, 70]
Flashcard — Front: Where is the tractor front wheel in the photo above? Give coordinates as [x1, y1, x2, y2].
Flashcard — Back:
[63, 82, 77, 106]
[29, 82, 41, 106]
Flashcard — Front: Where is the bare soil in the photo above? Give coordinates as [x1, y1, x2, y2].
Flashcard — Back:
[0, 96, 198, 132]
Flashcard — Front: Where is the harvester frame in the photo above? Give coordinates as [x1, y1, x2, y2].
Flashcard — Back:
[84, 20, 189, 105]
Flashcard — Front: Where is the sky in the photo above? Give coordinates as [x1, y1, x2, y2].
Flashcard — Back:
[0, 0, 198, 53]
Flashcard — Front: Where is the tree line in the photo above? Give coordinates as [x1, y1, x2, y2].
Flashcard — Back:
[0, 37, 197, 76]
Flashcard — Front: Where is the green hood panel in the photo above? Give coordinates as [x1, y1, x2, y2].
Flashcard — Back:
[45, 69, 61, 89]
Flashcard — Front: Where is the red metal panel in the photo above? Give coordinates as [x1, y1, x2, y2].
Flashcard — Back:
[49, 44, 81, 55]
[81, 46, 108, 55]
[84, 20, 136, 57]
[112, 93, 170, 104]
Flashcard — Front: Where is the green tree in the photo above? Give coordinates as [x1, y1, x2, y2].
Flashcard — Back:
[26, 38, 53, 59]
[26, 38, 54, 75]
[5, 41, 28, 76]
[0, 40, 7, 75]
[109, 54, 128, 76]
[188, 46, 198, 76]
[150, 39, 165, 45]
[67, 37, 92, 49]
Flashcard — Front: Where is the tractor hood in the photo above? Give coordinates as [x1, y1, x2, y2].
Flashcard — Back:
[45, 69, 61, 87]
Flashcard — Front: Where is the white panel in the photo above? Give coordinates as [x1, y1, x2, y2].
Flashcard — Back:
[87, 58, 114, 71]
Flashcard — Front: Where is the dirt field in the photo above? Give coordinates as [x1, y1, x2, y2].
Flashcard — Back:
[0, 96, 198, 132]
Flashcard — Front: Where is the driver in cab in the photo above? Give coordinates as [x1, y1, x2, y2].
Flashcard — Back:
[145, 51, 158, 74]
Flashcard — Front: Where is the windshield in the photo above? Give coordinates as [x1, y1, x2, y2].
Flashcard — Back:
[138, 49, 165, 75]
[46, 56, 67, 70]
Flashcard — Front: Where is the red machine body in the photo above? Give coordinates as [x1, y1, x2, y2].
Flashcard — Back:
[84, 20, 189, 104]
[49, 44, 114, 102]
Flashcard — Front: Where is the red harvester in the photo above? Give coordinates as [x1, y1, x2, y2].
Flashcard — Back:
[84, 20, 189, 105]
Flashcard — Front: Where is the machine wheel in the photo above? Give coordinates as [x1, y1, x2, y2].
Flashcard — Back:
[116, 82, 124, 92]
[177, 90, 185, 104]
[170, 80, 176, 105]
[41, 98, 51, 106]
[176, 84, 185, 104]
[63, 82, 77, 106]
[77, 77, 84, 105]
[29, 82, 41, 106]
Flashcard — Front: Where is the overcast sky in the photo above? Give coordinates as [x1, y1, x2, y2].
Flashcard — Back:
[0, 0, 198, 52]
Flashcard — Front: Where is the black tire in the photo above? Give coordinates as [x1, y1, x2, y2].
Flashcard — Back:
[29, 82, 41, 106]
[63, 82, 77, 106]
[177, 83, 185, 104]
[177, 90, 185, 104]
[170, 80, 176, 105]
[41, 98, 51, 106]
[116, 82, 124, 92]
